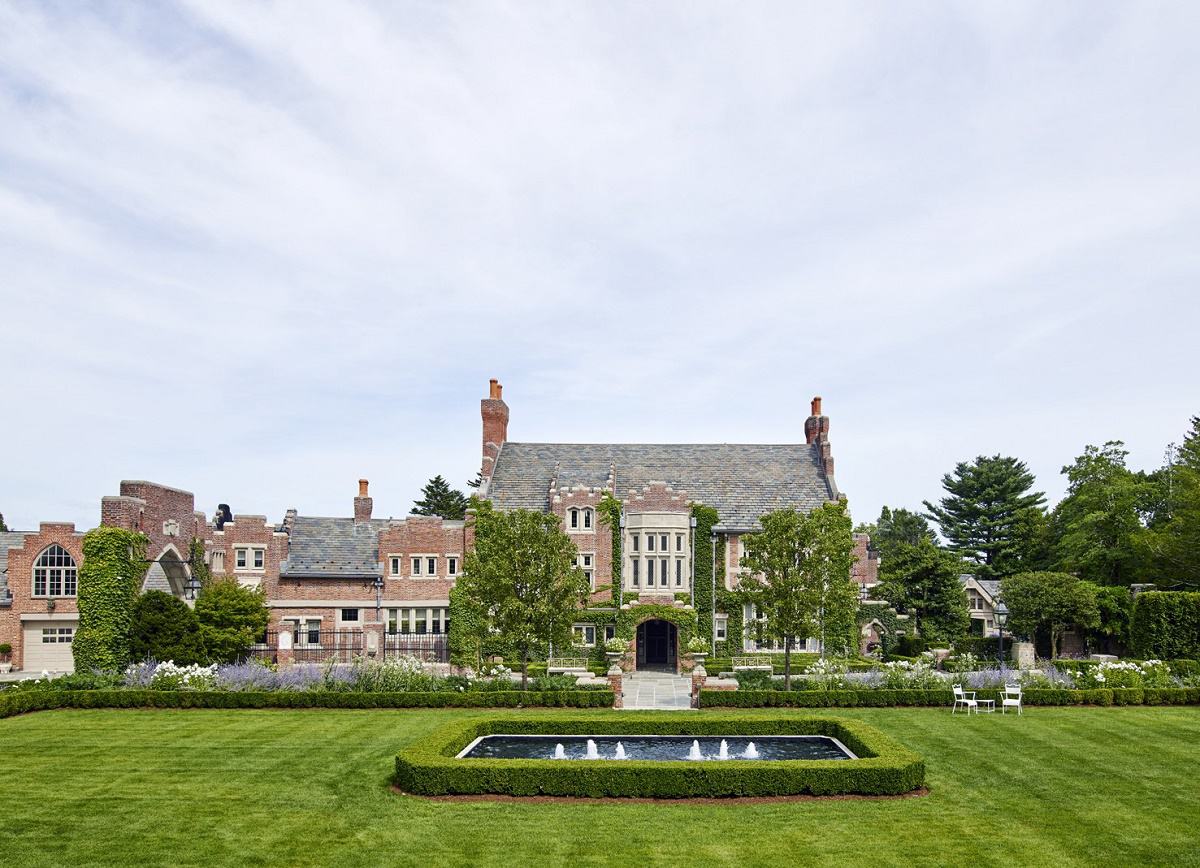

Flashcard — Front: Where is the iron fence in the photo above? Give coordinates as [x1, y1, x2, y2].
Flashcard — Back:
[384, 632, 449, 663]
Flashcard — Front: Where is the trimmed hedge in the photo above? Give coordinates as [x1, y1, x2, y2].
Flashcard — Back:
[393, 713, 925, 798]
[698, 687, 1200, 708]
[1130, 592, 1200, 660]
[0, 689, 613, 719]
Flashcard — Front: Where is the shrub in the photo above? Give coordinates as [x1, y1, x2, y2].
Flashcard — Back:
[698, 687, 1200, 708]
[194, 580, 270, 663]
[735, 670, 774, 690]
[130, 591, 206, 665]
[393, 713, 925, 798]
[1130, 592, 1200, 660]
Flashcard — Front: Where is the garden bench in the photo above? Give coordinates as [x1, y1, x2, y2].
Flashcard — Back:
[731, 657, 773, 672]
[547, 657, 590, 675]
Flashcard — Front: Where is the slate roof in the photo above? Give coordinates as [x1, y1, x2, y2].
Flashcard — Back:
[485, 443, 836, 530]
[280, 517, 390, 578]
[0, 531, 25, 601]
[961, 575, 1001, 602]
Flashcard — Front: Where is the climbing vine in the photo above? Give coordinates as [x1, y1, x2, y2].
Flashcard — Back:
[597, 493, 622, 606]
[690, 503, 720, 647]
[73, 527, 149, 671]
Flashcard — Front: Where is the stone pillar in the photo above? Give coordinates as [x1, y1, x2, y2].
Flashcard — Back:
[277, 629, 293, 667]
[362, 622, 385, 659]
[1015, 641, 1035, 670]
[608, 665, 623, 709]
[691, 664, 707, 709]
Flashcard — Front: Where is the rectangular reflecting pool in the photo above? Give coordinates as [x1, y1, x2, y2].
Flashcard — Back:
[457, 734, 856, 761]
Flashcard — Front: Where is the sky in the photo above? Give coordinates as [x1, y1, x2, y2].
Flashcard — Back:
[1, 1, 1198, 533]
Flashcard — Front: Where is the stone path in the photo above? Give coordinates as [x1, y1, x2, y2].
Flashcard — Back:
[622, 670, 693, 710]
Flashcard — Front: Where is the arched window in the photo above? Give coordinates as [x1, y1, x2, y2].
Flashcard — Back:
[569, 508, 579, 529]
[583, 508, 593, 529]
[33, 544, 77, 597]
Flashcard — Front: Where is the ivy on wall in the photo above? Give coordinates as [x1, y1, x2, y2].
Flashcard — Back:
[690, 503, 720, 648]
[597, 493, 622, 606]
[72, 527, 149, 672]
[856, 602, 904, 656]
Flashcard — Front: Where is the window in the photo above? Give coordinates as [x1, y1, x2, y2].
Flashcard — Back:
[447, 556, 458, 576]
[647, 558, 655, 584]
[573, 624, 596, 646]
[583, 509, 592, 529]
[675, 559, 683, 586]
[604, 625, 616, 642]
[431, 609, 442, 633]
[676, 534, 684, 552]
[414, 609, 427, 634]
[254, 549, 264, 569]
[234, 547, 264, 571]
[632, 559, 640, 586]
[660, 534, 668, 552]
[340, 608, 359, 623]
[647, 534, 655, 552]
[41, 627, 73, 644]
[210, 551, 225, 574]
[390, 557, 401, 576]
[660, 558, 668, 587]
[32, 545, 77, 597]
[289, 618, 322, 647]
[631, 535, 639, 552]
[387, 609, 398, 633]
[236, 549, 247, 569]
[411, 557, 421, 576]
[715, 616, 728, 641]
[569, 508, 579, 529]
[426, 556, 437, 576]
[577, 553, 594, 588]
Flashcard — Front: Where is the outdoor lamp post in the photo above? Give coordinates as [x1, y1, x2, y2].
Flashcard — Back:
[184, 575, 201, 601]
[994, 602, 1009, 670]
[373, 574, 384, 620]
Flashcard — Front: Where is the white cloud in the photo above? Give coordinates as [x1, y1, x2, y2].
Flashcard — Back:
[1, 1, 1197, 531]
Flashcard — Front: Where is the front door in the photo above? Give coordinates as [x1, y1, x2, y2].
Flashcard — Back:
[636, 620, 677, 669]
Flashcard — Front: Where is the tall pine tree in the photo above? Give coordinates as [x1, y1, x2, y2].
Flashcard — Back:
[924, 455, 1046, 581]
[411, 475, 469, 520]
[1145, 417, 1200, 589]
[0, 512, 7, 532]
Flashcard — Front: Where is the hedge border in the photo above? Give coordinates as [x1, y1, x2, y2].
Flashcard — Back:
[0, 689, 613, 719]
[698, 687, 1200, 708]
[393, 713, 925, 798]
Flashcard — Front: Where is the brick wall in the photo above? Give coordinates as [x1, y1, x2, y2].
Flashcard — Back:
[1, 523, 84, 670]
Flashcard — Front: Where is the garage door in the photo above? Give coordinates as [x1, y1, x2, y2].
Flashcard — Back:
[22, 621, 77, 672]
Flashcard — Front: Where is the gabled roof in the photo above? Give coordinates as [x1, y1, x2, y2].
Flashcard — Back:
[961, 574, 1001, 602]
[485, 442, 836, 529]
[280, 517, 389, 578]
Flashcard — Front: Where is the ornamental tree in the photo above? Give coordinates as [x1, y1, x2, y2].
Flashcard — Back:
[457, 499, 589, 688]
[741, 500, 856, 688]
[411, 475, 469, 520]
[73, 527, 149, 672]
[871, 537, 970, 645]
[194, 579, 270, 663]
[924, 455, 1047, 580]
[1001, 571, 1100, 659]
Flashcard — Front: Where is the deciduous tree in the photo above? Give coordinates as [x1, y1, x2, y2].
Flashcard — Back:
[1001, 571, 1100, 659]
[742, 501, 856, 687]
[194, 579, 270, 663]
[456, 500, 589, 688]
[871, 537, 970, 645]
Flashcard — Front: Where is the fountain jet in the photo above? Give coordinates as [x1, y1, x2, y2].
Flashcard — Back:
[614, 742, 627, 760]
[585, 739, 600, 760]
[718, 739, 729, 760]
[742, 741, 760, 759]
[554, 743, 566, 759]
[687, 739, 704, 761]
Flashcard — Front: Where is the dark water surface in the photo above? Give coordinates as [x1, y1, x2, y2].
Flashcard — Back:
[460, 735, 854, 761]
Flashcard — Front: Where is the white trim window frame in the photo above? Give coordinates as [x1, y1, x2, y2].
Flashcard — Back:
[389, 556, 402, 577]
[447, 555, 460, 577]
[235, 546, 266, 572]
[32, 544, 78, 598]
[410, 555, 437, 579]
[572, 624, 596, 647]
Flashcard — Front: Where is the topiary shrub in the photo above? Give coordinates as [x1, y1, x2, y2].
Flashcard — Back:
[1130, 592, 1200, 660]
[129, 591, 206, 665]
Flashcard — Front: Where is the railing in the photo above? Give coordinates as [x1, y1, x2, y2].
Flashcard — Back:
[383, 633, 449, 663]
[547, 657, 589, 672]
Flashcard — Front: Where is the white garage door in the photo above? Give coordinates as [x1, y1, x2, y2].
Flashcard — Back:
[22, 621, 77, 672]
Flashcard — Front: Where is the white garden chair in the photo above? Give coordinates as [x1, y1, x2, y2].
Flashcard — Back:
[1002, 685, 1023, 715]
[952, 684, 978, 714]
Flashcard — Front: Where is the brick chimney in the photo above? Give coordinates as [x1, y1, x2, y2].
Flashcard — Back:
[804, 396, 828, 444]
[481, 378, 510, 483]
[354, 479, 373, 523]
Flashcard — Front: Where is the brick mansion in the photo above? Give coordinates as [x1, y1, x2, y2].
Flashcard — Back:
[0, 380, 878, 673]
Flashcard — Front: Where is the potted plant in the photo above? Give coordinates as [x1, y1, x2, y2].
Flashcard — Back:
[0, 642, 12, 674]
[603, 637, 626, 663]
[686, 636, 709, 663]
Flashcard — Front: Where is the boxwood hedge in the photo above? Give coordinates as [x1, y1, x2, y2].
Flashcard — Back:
[393, 713, 925, 798]
[0, 688, 613, 719]
[698, 687, 1200, 708]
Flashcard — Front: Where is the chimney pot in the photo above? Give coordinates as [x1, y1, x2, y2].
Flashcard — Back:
[489, 378, 500, 399]
[811, 396, 822, 417]
[358, 479, 369, 497]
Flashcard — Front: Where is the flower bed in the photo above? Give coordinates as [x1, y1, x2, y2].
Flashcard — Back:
[393, 713, 925, 798]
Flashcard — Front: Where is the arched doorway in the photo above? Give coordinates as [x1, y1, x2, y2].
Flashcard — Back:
[142, 545, 191, 600]
[636, 619, 677, 670]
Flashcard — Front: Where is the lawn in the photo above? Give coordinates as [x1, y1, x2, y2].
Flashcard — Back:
[1, 705, 1198, 867]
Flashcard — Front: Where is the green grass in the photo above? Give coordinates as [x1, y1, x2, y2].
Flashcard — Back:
[1, 706, 1198, 867]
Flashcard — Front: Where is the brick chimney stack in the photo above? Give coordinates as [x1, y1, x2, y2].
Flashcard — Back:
[481, 378, 510, 484]
[804, 396, 828, 445]
[354, 479, 373, 523]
